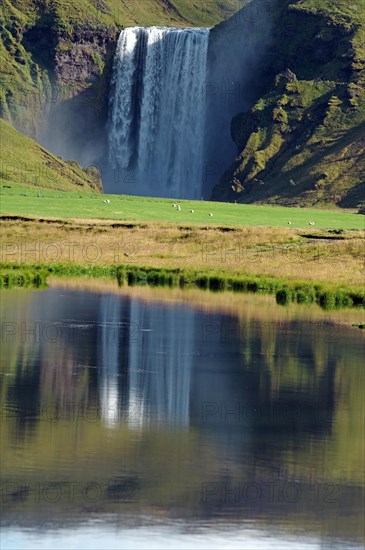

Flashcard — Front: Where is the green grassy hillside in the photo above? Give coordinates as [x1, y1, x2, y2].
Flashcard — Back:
[212, 0, 365, 208]
[0, 119, 102, 191]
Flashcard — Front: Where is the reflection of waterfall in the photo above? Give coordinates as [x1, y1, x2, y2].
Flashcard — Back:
[97, 295, 195, 428]
[127, 300, 194, 428]
[98, 295, 121, 426]
[108, 27, 210, 198]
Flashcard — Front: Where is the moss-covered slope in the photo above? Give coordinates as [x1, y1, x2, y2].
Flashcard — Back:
[212, 0, 365, 208]
[0, 118, 102, 191]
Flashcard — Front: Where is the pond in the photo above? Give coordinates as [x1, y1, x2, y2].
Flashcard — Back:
[1, 281, 364, 549]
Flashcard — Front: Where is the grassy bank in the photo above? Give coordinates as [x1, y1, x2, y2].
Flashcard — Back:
[1, 192, 363, 308]
[1, 262, 364, 310]
[1, 215, 364, 285]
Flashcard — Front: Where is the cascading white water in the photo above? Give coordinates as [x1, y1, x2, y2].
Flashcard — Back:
[108, 27, 210, 199]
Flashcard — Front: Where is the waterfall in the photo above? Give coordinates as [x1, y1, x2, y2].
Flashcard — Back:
[108, 27, 210, 199]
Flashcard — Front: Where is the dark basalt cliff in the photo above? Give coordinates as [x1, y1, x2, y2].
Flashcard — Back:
[0, 0, 121, 190]
[0, 2, 118, 140]
[21, 23, 118, 162]
[211, 0, 365, 208]
[204, 0, 273, 196]
[39, 26, 118, 166]
[55, 28, 116, 88]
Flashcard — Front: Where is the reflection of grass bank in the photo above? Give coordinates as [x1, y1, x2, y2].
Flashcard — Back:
[1, 262, 364, 309]
[0, 268, 47, 289]
[43, 279, 365, 327]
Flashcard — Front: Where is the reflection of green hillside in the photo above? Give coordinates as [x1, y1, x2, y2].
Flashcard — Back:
[1, 419, 205, 519]
[1, 415, 364, 541]
[0, 289, 39, 410]
[238, 315, 365, 487]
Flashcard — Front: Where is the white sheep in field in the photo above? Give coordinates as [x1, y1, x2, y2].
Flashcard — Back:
[309, 221, 315, 226]
[190, 210, 194, 213]
[172, 203, 177, 208]
[288, 221, 292, 225]
[177, 205, 181, 211]
[209, 212, 213, 217]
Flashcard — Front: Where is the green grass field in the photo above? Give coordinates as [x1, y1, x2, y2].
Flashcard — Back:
[1, 185, 364, 230]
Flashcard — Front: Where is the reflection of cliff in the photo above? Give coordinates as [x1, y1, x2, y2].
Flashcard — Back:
[40, 346, 80, 410]
[237, 317, 341, 435]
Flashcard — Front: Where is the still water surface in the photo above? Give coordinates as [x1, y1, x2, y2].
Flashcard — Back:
[1, 282, 364, 549]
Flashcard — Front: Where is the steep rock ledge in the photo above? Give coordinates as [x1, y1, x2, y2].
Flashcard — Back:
[54, 27, 118, 93]
[40, 26, 119, 166]
[204, 0, 273, 195]
[211, 0, 365, 208]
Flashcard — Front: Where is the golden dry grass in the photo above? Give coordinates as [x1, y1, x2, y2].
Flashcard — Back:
[1, 217, 364, 286]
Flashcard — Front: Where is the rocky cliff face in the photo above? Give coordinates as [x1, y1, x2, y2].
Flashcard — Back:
[204, 0, 273, 195]
[40, 26, 118, 167]
[55, 29, 117, 91]
[211, 0, 365, 208]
